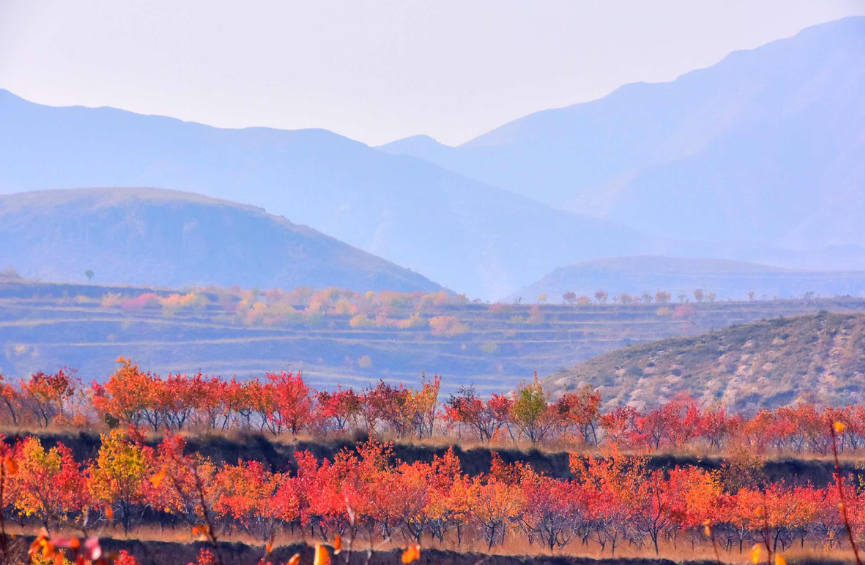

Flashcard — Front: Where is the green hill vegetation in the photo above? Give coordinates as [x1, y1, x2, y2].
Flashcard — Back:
[545, 312, 865, 412]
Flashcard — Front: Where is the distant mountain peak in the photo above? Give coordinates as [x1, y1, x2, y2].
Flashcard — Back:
[376, 134, 454, 159]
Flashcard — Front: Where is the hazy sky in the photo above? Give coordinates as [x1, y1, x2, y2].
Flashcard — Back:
[1, 1, 863, 146]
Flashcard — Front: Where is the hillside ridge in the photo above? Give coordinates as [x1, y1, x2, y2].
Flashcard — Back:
[545, 312, 865, 412]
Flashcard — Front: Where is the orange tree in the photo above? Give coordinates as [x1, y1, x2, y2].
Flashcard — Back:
[212, 460, 290, 542]
[20, 369, 78, 427]
[92, 358, 154, 428]
[10, 436, 88, 532]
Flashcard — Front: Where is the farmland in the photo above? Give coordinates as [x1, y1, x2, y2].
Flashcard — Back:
[4, 279, 865, 395]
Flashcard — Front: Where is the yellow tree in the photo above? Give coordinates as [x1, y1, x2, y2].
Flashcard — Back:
[88, 429, 153, 533]
[511, 374, 554, 444]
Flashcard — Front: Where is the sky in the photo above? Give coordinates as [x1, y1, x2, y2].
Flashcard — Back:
[1, 0, 863, 146]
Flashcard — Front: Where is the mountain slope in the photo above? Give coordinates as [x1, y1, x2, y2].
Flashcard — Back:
[0, 91, 650, 299]
[380, 16, 865, 250]
[545, 312, 865, 412]
[0, 187, 442, 292]
[512, 256, 865, 303]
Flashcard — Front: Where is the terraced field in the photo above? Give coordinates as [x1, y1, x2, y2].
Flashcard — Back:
[3, 280, 865, 393]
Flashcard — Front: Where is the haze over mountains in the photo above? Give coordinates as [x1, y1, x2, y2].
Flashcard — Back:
[0, 90, 649, 299]
[513, 256, 865, 303]
[1, 17, 862, 298]
[0, 188, 441, 292]
[381, 16, 865, 254]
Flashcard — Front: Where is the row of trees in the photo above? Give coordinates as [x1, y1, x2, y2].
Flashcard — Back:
[6, 362, 865, 456]
[3, 432, 863, 560]
[96, 287, 474, 330]
[558, 289, 708, 305]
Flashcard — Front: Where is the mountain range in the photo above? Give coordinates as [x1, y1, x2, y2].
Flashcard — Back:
[0, 187, 441, 292]
[0, 91, 648, 299]
[1, 16, 863, 298]
[380, 16, 865, 253]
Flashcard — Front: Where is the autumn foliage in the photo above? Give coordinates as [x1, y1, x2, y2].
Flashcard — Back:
[4, 361, 865, 561]
[0, 431, 862, 561]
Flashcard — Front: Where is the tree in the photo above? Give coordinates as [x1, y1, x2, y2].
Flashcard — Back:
[20, 369, 78, 427]
[92, 358, 154, 427]
[537, 294, 547, 304]
[11, 437, 88, 532]
[316, 387, 362, 433]
[362, 380, 412, 437]
[266, 371, 312, 436]
[428, 315, 468, 337]
[631, 468, 680, 554]
[594, 290, 608, 304]
[468, 474, 524, 549]
[654, 290, 671, 304]
[562, 292, 577, 305]
[0, 375, 21, 426]
[519, 467, 584, 551]
[553, 385, 602, 445]
[88, 429, 154, 533]
[445, 386, 504, 442]
[85, 270, 94, 284]
[213, 460, 289, 542]
[693, 288, 705, 303]
[404, 374, 441, 439]
[511, 374, 554, 444]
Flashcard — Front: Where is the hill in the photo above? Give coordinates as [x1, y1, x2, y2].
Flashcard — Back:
[0, 92, 649, 300]
[511, 256, 865, 303]
[380, 17, 865, 257]
[0, 187, 442, 292]
[545, 312, 865, 412]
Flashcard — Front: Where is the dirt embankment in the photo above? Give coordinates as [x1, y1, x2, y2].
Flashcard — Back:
[5, 430, 858, 487]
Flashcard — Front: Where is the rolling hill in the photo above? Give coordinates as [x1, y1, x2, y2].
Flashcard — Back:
[544, 312, 865, 412]
[511, 256, 865, 303]
[0, 187, 442, 292]
[380, 16, 865, 254]
[0, 91, 649, 300]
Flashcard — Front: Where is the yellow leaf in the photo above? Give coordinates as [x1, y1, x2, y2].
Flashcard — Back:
[333, 534, 342, 554]
[265, 542, 273, 554]
[105, 506, 114, 520]
[835, 421, 847, 434]
[287, 555, 301, 565]
[750, 544, 762, 565]
[775, 555, 787, 565]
